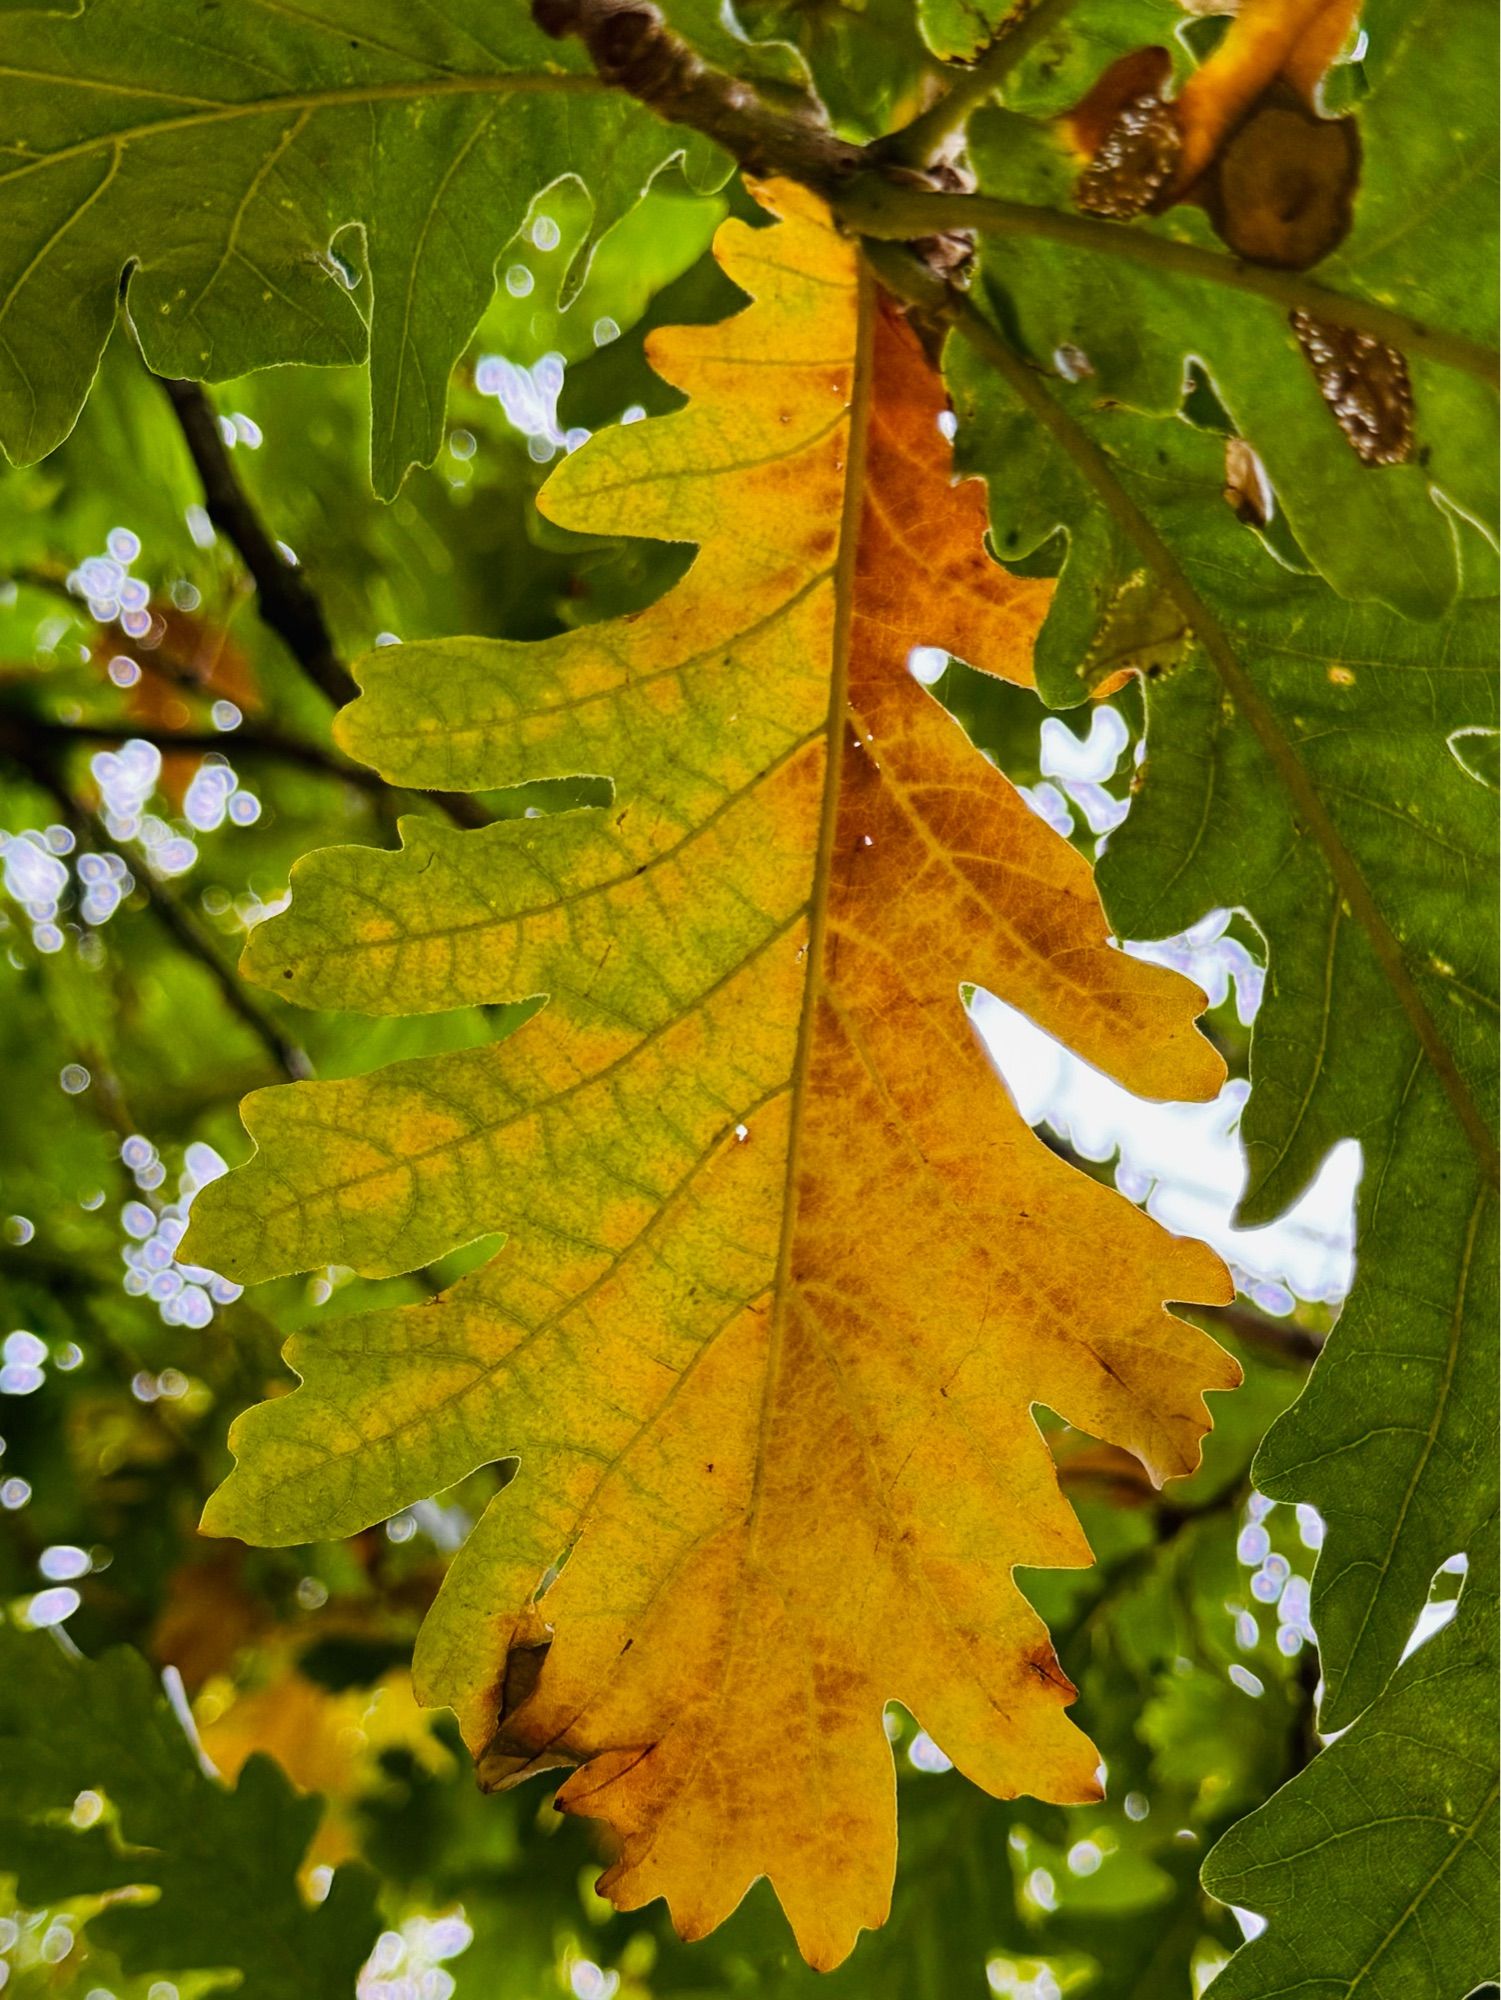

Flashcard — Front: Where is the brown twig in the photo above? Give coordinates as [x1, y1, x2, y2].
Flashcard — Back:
[17, 712, 391, 799]
[532, 0, 864, 187]
[1200, 1297, 1323, 1367]
[533, 0, 1500, 386]
[155, 376, 355, 710]
[0, 1243, 206, 1464]
[155, 376, 490, 830]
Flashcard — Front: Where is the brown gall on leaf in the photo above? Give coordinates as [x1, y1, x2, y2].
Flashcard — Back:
[1069, 0, 1362, 270]
[1290, 310, 1417, 466]
[1168, 0, 1362, 192]
[1201, 90, 1359, 269]
[1072, 47, 1182, 220]
[1082, 572, 1192, 694]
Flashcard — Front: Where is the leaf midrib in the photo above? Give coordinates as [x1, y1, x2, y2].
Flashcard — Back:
[1320, 1182, 1489, 1726]
[753, 260, 877, 1524]
[0, 69, 604, 189]
[1344, 1773, 1500, 1997]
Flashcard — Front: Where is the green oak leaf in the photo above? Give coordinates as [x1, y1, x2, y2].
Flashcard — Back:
[998, 0, 1177, 116]
[948, 339, 1497, 1981]
[916, 0, 1162, 69]
[917, 0, 1012, 66]
[0, 1624, 378, 1996]
[1093, 472, 1498, 1733]
[962, 0, 1498, 618]
[0, 0, 724, 494]
[735, 0, 936, 134]
[1202, 1524, 1500, 2000]
[659, 0, 817, 104]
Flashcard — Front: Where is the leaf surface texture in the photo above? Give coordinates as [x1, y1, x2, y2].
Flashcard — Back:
[948, 149, 1498, 1986]
[0, 1627, 377, 1997]
[0, 0, 719, 491]
[187, 188, 1238, 1965]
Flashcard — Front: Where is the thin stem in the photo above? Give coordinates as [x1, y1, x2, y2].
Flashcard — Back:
[865, 237, 1499, 1187]
[532, 0, 862, 186]
[1197, 1298, 1323, 1368]
[1068, 1475, 1249, 1649]
[116, 853, 314, 1082]
[0, 1243, 207, 1462]
[0, 720, 311, 1083]
[874, 0, 1080, 167]
[18, 713, 390, 798]
[156, 375, 490, 830]
[156, 376, 355, 709]
[535, 0, 1499, 385]
[842, 184, 1500, 383]
[9, 698, 479, 835]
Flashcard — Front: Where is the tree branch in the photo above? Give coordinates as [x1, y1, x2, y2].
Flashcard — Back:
[17, 712, 391, 799]
[157, 376, 355, 709]
[534, 0, 1499, 386]
[532, 0, 864, 187]
[873, 0, 1080, 168]
[156, 375, 490, 830]
[0, 718, 311, 1083]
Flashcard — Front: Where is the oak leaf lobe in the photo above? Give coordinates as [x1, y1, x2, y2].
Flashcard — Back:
[188, 185, 1236, 1969]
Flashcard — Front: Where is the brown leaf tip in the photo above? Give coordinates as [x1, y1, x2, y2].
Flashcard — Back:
[1025, 1644, 1077, 1699]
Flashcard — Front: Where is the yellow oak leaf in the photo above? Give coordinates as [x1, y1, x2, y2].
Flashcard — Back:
[200, 1662, 452, 1876]
[186, 183, 1236, 1969]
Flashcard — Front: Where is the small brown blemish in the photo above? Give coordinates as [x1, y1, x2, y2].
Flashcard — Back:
[1223, 438, 1273, 528]
[1025, 1645, 1075, 1696]
[1071, 47, 1181, 220]
[1078, 93, 1182, 217]
[501, 1637, 551, 1717]
[1291, 310, 1415, 466]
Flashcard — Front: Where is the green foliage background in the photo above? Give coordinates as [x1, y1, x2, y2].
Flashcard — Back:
[0, 1, 1494, 1996]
